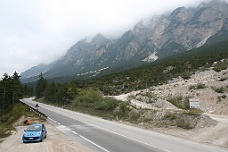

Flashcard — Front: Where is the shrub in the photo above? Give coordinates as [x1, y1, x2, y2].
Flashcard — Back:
[189, 83, 206, 90]
[75, 87, 103, 107]
[163, 113, 176, 120]
[196, 83, 206, 89]
[167, 96, 189, 109]
[212, 86, 225, 93]
[176, 119, 193, 129]
[95, 97, 118, 111]
[219, 77, 228, 81]
[180, 72, 191, 80]
[119, 102, 128, 113]
[213, 62, 228, 72]
[222, 95, 227, 99]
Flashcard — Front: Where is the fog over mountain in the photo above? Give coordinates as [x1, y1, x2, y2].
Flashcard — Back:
[1, 0, 216, 76]
[20, 0, 228, 83]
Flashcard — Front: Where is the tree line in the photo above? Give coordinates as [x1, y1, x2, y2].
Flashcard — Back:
[0, 72, 23, 116]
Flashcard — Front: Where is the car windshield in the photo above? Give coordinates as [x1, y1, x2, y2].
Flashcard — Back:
[26, 125, 42, 131]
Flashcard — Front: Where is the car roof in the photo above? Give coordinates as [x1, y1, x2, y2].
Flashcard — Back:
[30, 123, 43, 126]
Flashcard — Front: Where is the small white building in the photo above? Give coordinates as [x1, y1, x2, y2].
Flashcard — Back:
[189, 98, 200, 108]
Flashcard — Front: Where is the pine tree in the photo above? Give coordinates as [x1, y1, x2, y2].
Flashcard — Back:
[36, 73, 47, 99]
[11, 71, 23, 104]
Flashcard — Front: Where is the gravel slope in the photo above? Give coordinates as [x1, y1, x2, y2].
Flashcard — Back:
[114, 68, 228, 149]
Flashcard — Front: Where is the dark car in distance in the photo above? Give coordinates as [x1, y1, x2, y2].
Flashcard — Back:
[22, 123, 47, 143]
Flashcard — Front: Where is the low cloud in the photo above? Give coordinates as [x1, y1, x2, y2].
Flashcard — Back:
[0, 0, 216, 76]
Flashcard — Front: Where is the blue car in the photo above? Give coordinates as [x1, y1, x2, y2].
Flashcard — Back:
[22, 123, 47, 143]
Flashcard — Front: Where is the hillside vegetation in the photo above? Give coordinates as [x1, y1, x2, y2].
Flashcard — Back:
[1, 39, 228, 145]
[76, 40, 228, 95]
[29, 40, 228, 130]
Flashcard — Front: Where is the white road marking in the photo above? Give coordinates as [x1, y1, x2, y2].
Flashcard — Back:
[34, 102, 170, 152]
[79, 135, 110, 152]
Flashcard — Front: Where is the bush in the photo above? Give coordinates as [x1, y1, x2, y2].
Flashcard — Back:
[113, 102, 129, 118]
[119, 102, 128, 113]
[95, 97, 119, 111]
[75, 87, 103, 107]
[176, 119, 193, 129]
[189, 83, 206, 90]
[180, 72, 191, 80]
[219, 77, 228, 81]
[167, 96, 189, 109]
[128, 109, 140, 122]
[212, 86, 225, 93]
[222, 95, 227, 99]
[196, 83, 206, 89]
[163, 113, 176, 120]
[213, 62, 228, 72]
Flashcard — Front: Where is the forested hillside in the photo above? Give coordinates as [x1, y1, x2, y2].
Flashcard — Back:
[77, 40, 228, 95]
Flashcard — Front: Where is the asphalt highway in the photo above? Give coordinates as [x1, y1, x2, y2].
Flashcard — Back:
[21, 98, 227, 152]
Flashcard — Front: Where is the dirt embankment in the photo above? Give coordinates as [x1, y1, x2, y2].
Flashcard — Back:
[114, 68, 228, 149]
[153, 114, 228, 149]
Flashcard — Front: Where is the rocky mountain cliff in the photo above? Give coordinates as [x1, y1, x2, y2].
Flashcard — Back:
[21, 0, 228, 82]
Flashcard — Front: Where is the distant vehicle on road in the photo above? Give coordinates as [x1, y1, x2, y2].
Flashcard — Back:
[22, 124, 47, 143]
[35, 103, 39, 108]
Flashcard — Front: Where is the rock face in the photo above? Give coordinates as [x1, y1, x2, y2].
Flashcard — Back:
[21, 0, 228, 82]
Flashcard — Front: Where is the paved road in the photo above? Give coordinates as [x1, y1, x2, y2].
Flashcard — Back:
[21, 98, 227, 152]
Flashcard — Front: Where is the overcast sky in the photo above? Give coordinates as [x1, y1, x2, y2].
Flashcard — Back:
[0, 0, 219, 76]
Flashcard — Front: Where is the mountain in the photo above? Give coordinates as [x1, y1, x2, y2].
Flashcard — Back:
[20, 0, 228, 83]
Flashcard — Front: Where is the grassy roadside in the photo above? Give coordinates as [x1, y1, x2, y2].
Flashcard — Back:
[0, 102, 45, 142]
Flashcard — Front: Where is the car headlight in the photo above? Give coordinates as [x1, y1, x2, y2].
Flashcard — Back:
[37, 131, 42, 135]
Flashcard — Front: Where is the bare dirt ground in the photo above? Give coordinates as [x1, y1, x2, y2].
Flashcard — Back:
[153, 114, 228, 149]
[0, 122, 92, 152]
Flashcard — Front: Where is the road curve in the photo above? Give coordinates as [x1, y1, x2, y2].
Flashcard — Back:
[21, 98, 227, 152]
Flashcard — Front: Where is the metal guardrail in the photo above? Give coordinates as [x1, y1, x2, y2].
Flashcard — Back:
[20, 101, 47, 120]
[29, 106, 48, 120]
